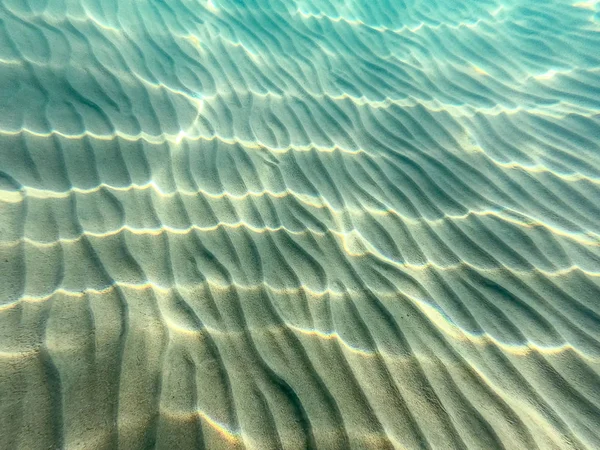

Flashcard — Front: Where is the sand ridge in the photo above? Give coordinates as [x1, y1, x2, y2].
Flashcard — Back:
[1, 0, 600, 448]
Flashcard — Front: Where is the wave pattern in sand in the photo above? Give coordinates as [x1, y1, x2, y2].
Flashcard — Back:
[1, 0, 600, 448]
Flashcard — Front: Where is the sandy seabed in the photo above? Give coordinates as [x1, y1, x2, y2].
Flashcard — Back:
[1, 0, 600, 448]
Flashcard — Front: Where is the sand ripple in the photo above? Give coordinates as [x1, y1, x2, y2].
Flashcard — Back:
[1, 0, 600, 448]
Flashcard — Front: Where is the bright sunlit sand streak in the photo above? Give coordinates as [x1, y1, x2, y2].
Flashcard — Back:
[160, 408, 241, 445]
[0, 189, 22, 204]
[533, 69, 568, 81]
[0, 128, 368, 155]
[6, 216, 600, 273]
[294, 9, 490, 32]
[4, 280, 596, 362]
[0, 282, 600, 370]
[0, 349, 39, 360]
[8, 182, 600, 246]
[0, 58, 22, 66]
[2, 277, 585, 307]
[206, 0, 218, 13]
[476, 152, 600, 186]
[410, 298, 597, 360]
[573, 0, 599, 9]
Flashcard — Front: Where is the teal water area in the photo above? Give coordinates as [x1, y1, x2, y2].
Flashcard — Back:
[1, 0, 600, 448]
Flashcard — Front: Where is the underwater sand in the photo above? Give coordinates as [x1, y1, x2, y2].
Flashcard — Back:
[1, 0, 600, 448]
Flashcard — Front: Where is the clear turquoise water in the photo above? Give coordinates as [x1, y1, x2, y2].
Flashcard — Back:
[1, 0, 599, 448]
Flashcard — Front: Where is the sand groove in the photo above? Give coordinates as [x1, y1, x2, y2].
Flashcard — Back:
[1, 0, 600, 449]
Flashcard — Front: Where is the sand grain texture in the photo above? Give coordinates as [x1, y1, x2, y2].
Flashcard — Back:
[1, 0, 600, 448]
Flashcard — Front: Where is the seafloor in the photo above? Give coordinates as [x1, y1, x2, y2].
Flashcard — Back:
[1, 0, 600, 448]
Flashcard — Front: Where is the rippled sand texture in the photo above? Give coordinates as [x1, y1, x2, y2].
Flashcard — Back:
[1, 0, 600, 448]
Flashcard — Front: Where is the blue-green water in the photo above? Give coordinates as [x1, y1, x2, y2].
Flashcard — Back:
[1, 0, 599, 448]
